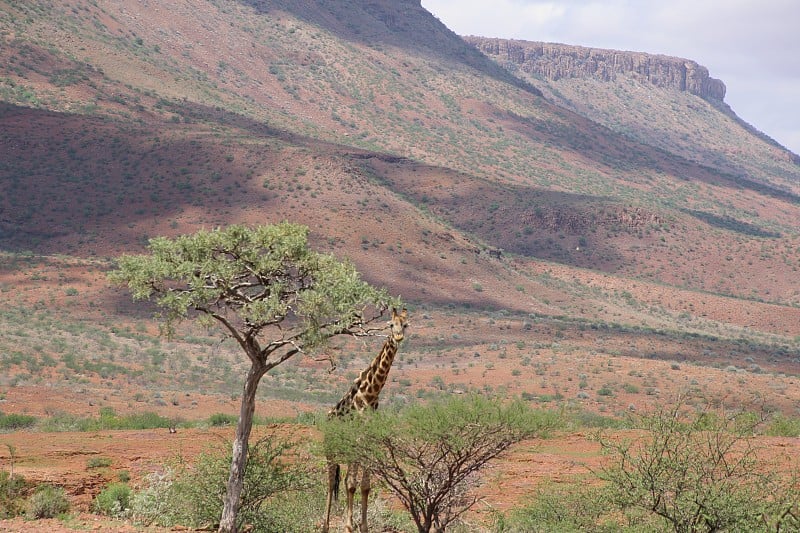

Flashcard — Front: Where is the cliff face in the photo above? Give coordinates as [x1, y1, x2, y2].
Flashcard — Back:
[464, 37, 726, 102]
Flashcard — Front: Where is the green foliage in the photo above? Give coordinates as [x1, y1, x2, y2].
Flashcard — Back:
[109, 223, 395, 347]
[764, 414, 800, 437]
[93, 482, 131, 517]
[0, 471, 30, 518]
[497, 482, 650, 533]
[323, 395, 559, 532]
[248, 487, 329, 533]
[37, 411, 99, 432]
[38, 408, 173, 432]
[87, 457, 113, 469]
[98, 408, 173, 430]
[28, 484, 70, 519]
[0, 412, 37, 431]
[129, 470, 177, 527]
[564, 408, 626, 430]
[208, 413, 237, 427]
[598, 401, 800, 532]
[596, 386, 613, 397]
[131, 433, 313, 530]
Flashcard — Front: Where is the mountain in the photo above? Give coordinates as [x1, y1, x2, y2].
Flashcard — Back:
[465, 38, 727, 100]
[464, 37, 799, 165]
[1, 0, 799, 417]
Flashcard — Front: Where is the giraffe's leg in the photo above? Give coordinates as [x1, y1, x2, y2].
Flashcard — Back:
[323, 460, 339, 533]
[344, 463, 359, 533]
[359, 468, 370, 533]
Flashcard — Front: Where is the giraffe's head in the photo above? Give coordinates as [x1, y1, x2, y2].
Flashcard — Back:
[388, 307, 409, 342]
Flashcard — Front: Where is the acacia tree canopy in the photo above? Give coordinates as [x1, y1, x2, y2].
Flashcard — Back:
[111, 223, 393, 358]
[110, 222, 397, 533]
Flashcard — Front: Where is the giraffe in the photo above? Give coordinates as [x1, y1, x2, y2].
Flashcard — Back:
[322, 307, 408, 533]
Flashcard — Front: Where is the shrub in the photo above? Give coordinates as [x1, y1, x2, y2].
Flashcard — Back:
[115, 411, 173, 430]
[208, 413, 237, 427]
[621, 383, 640, 394]
[0, 413, 37, 430]
[93, 482, 131, 517]
[0, 471, 30, 518]
[37, 411, 95, 432]
[87, 457, 112, 469]
[598, 399, 800, 532]
[764, 414, 800, 437]
[497, 482, 639, 532]
[28, 484, 70, 519]
[131, 433, 313, 530]
[98, 408, 172, 430]
[130, 470, 178, 527]
[38, 409, 174, 432]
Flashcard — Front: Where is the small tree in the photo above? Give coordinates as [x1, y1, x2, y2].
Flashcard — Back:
[5, 443, 16, 479]
[110, 223, 395, 533]
[598, 400, 800, 532]
[324, 395, 557, 533]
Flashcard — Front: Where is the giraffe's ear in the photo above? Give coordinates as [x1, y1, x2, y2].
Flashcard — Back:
[391, 307, 408, 320]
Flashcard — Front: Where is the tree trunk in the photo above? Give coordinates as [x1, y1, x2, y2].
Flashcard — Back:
[218, 362, 265, 533]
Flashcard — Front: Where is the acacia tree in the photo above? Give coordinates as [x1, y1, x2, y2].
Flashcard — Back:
[324, 395, 557, 533]
[110, 223, 396, 533]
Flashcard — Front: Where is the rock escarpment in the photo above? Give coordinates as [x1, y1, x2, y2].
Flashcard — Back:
[464, 37, 726, 102]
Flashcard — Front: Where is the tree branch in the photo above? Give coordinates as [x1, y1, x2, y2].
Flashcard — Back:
[264, 347, 302, 372]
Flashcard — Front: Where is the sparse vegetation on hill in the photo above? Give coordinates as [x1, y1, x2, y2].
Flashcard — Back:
[0, 0, 799, 530]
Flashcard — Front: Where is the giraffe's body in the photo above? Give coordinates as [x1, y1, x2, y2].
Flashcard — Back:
[323, 308, 408, 533]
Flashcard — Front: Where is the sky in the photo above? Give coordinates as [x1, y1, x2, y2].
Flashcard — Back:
[421, 0, 800, 156]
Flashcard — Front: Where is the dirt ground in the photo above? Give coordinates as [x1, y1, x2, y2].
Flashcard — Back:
[2, 422, 799, 532]
[0, 425, 597, 532]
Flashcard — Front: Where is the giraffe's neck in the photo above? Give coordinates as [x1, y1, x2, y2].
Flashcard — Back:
[330, 337, 399, 417]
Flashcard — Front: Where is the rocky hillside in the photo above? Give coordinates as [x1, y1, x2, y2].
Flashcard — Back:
[464, 38, 726, 101]
[464, 36, 799, 190]
[0, 0, 799, 413]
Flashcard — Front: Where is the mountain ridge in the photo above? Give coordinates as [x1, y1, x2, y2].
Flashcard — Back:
[464, 37, 726, 101]
[0, 0, 799, 425]
[464, 36, 799, 163]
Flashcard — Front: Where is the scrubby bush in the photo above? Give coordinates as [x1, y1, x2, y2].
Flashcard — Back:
[496, 482, 648, 532]
[130, 470, 179, 527]
[598, 400, 800, 532]
[0, 471, 30, 518]
[93, 482, 131, 517]
[208, 412, 237, 427]
[764, 414, 800, 437]
[97, 407, 173, 430]
[0, 412, 37, 430]
[28, 484, 69, 519]
[38, 408, 174, 432]
[87, 456, 112, 469]
[131, 433, 314, 530]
